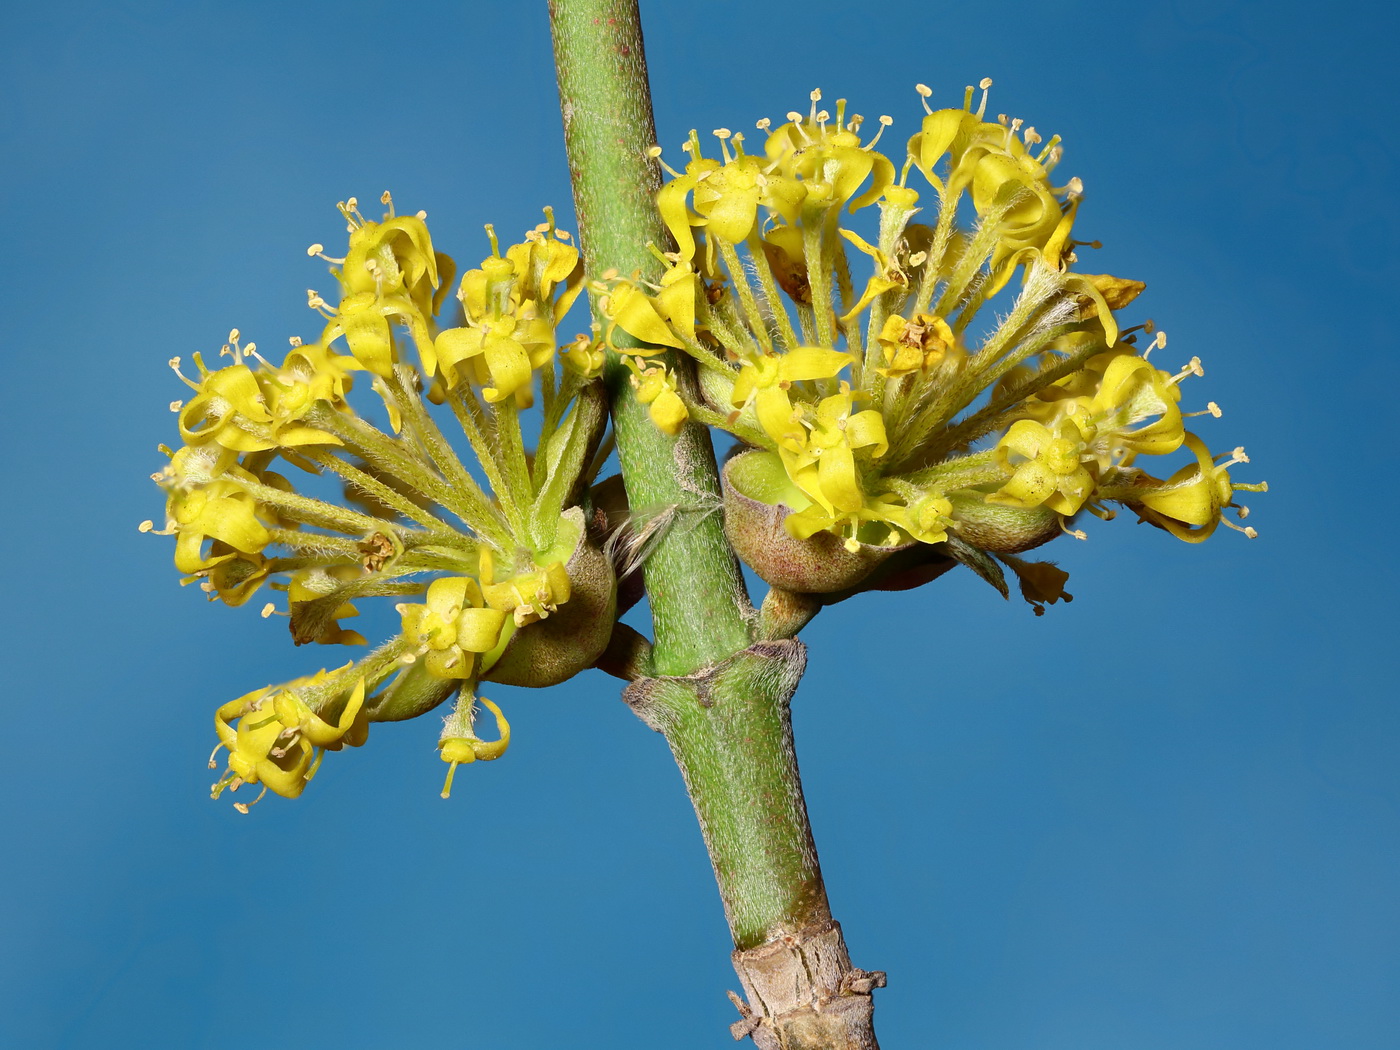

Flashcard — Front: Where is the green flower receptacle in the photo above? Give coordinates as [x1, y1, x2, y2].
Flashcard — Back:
[948, 492, 1061, 553]
[722, 450, 911, 594]
[483, 507, 618, 687]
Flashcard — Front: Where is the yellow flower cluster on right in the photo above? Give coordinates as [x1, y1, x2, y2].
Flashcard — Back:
[606, 83, 1265, 602]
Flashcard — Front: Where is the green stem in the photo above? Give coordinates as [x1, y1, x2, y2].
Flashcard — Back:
[550, 5, 882, 1046]
[549, 0, 749, 672]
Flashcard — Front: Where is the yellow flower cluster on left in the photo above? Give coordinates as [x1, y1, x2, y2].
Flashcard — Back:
[146, 194, 617, 810]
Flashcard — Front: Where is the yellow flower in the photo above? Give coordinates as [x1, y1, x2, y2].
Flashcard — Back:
[874, 313, 962, 379]
[692, 151, 767, 244]
[881, 491, 953, 545]
[329, 195, 450, 320]
[320, 289, 435, 380]
[559, 332, 606, 378]
[1126, 434, 1264, 542]
[286, 570, 368, 647]
[627, 358, 689, 436]
[654, 137, 722, 263]
[210, 672, 367, 808]
[504, 210, 584, 324]
[435, 316, 535, 404]
[176, 356, 274, 453]
[438, 695, 510, 800]
[399, 577, 509, 680]
[762, 92, 894, 213]
[730, 347, 854, 451]
[778, 384, 888, 518]
[167, 478, 271, 575]
[989, 418, 1095, 516]
[479, 555, 572, 628]
[838, 230, 908, 322]
[1026, 352, 1187, 470]
[603, 281, 684, 351]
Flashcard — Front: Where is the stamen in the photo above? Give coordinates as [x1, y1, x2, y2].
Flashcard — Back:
[1168, 356, 1204, 384]
[380, 189, 395, 217]
[755, 117, 772, 133]
[307, 242, 347, 264]
[915, 83, 933, 115]
[976, 77, 993, 119]
[232, 785, 268, 814]
[1222, 517, 1258, 539]
[288, 336, 303, 347]
[1060, 518, 1088, 541]
[261, 602, 276, 618]
[864, 115, 894, 150]
[713, 127, 733, 163]
[169, 356, 200, 390]
[306, 289, 333, 317]
[168, 400, 183, 412]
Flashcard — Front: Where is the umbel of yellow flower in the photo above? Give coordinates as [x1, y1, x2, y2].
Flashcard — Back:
[151, 194, 616, 810]
[606, 82, 1264, 602]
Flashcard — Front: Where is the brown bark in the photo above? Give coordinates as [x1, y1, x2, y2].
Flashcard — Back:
[728, 920, 886, 1049]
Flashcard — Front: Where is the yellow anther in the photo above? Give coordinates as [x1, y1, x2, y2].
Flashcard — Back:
[260, 603, 276, 618]
[138, 520, 154, 532]
[228, 328, 240, 344]
[307, 243, 324, 256]
[169, 400, 183, 412]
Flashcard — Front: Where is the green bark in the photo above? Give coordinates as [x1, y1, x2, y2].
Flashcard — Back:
[549, 3, 882, 1044]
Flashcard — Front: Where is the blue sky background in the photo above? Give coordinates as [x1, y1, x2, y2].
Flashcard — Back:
[3, 1, 1396, 1047]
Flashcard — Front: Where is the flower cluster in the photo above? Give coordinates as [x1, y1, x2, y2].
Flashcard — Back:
[146, 194, 616, 809]
[605, 85, 1265, 606]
